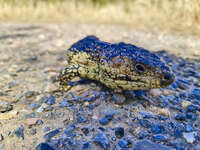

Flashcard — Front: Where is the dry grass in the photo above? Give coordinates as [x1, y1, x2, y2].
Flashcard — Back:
[0, 0, 200, 36]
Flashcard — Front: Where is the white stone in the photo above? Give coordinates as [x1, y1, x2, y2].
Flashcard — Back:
[183, 132, 196, 144]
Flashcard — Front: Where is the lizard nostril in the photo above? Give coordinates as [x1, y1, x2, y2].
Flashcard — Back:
[161, 72, 174, 87]
[164, 73, 172, 80]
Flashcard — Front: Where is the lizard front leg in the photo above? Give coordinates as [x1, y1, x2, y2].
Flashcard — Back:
[57, 64, 80, 92]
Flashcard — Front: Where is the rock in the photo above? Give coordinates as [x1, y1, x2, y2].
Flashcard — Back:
[37, 103, 49, 113]
[153, 134, 168, 141]
[0, 144, 4, 150]
[186, 112, 197, 120]
[29, 103, 40, 109]
[44, 129, 59, 141]
[173, 142, 185, 150]
[183, 132, 196, 144]
[135, 140, 173, 150]
[188, 88, 200, 100]
[139, 111, 154, 118]
[89, 104, 94, 110]
[43, 126, 50, 132]
[0, 101, 13, 113]
[13, 125, 24, 140]
[24, 91, 39, 98]
[150, 89, 162, 97]
[36, 143, 54, 150]
[111, 94, 126, 104]
[185, 124, 193, 132]
[22, 112, 40, 119]
[82, 142, 90, 150]
[174, 123, 185, 138]
[45, 95, 56, 105]
[186, 105, 198, 113]
[93, 133, 110, 149]
[115, 127, 124, 138]
[99, 114, 113, 125]
[163, 89, 175, 96]
[151, 124, 166, 134]
[175, 113, 186, 121]
[63, 124, 75, 136]
[77, 115, 87, 123]
[81, 128, 89, 136]
[27, 128, 37, 135]
[181, 101, 192, 109]
[26, 118, 39, 126]
[0, 92, 5, 96]
[59, 100, 70, 107]
[138, 119, 152, 128]
[37, 120, 44, 125]
[156, 108, 170, 117]
[40, 95, 55, 105]
[0, 110, 18, 120]
[118, 139, 130, 148]
[0, 134, 3, 141]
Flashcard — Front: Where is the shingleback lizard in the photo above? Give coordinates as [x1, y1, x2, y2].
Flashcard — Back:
[58, 36, 174, 92]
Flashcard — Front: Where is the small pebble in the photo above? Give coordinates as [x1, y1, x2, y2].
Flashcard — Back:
[118, 139, 130, 148]
[138, 119, 152, 128]
[156, 108, 170, 117]
[44, 129, 59, 141]
[111, 94, 126, 104]
[45, 95, 56, 105]
[29, 103, 40, 109]
[93, 133, 110, 149]
[43, 126, 50, 132]
[0, 144, 4, 149]
[24, 91, 39, 98]
[82, 142, 90, 150]
[151, 124, 166, 134]
[185, 124, 193, 132]
[0, 92, 5, 96]
[115, 127, 124, 138]
[153, 134, 168, 141]
[183, 132, 196, 144]
[0, 134, 3, 141]
[26, 118, 39, 126]
[41, 95, 56, 105]
[37, 103, 49, 112]
[174, 123, 185, 138]
[77, 115, 87, 123]
[36, 143, 54, 150]
[0, 101, 13, 113]
[59, 100, 70, 107]
[175, 113, 186, 121]
[37, 120, 44, 125]
[188, 88, 200, 100]
[186, 112, 197, 120]
[99, 114, 113, 125]
[186, 105, 197, 112]
[150, 89, 162, 97]
[135, 140, 172, 150]
[63, 124, 75, 136]
[181, 101, 192, 109]
[81, 128, 89, 136]
[27, 128, 37, 135]
[13, 125, 24, 140]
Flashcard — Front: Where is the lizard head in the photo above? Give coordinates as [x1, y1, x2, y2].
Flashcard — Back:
[106, 43, 174, 90]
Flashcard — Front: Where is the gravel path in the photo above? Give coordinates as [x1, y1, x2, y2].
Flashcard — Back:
[0, 23, 199, 150]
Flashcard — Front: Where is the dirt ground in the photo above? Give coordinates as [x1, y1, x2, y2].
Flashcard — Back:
[0, 23, 199, 150]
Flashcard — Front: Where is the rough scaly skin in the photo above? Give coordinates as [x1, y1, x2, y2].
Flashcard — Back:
[58, 36, 174, 92]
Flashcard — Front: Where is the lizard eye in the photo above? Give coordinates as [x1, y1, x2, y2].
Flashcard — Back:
[135, 64, 145, 73]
